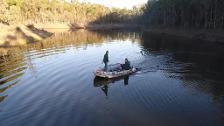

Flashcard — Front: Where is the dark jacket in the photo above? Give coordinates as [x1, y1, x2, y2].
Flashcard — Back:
[103, 53, 109, 63]
[122, 60, 131, 70]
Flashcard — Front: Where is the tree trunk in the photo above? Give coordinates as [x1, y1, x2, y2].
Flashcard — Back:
[214, 0, 217, 29]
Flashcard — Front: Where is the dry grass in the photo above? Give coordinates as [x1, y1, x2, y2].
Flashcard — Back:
[0, 23, 52, 47]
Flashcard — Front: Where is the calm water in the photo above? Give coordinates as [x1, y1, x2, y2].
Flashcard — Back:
[0, 30, 224, 126]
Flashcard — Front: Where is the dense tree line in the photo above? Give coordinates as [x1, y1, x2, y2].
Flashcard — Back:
[0, 0, 144, 25]
[0, 0, 111, 24]
[2, 0, 223, 30]
[142, 0, 224, 29]
[90, 7, 144, 24]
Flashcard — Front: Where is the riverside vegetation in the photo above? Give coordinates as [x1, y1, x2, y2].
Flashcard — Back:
[0, 0, 224, 46]
[0, 0, 143, 46]
[143, 0, 224, 29]
[0, 0, 143, 25]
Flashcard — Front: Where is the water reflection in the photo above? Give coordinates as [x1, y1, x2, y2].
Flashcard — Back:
[0, 30, 224, 126]
[94, 76, 129, 96]
[0, 30, 140, 104]
[141, 32, 224, 76]
[0, 95, 7, 103]
[141, 32, 224, 117]
[0, 48, 25, 103]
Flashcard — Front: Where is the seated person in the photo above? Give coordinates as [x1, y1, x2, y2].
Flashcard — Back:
[121, 58, 131, 70]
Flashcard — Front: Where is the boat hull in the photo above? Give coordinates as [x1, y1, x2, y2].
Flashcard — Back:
[95, 68, 137, 79]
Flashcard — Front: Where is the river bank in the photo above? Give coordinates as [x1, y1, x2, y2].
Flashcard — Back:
[35, 23, 224, 43]
[1, 22, 224, 47]
[144, 28, 224, 43]
[0, 22, 141, 47]
[0, 23, 52, 47]
[33, 23, 141, 31]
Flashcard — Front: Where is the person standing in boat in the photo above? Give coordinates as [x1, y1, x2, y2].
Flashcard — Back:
[103, 51, 109, 71]
[121, 58, 131, 70]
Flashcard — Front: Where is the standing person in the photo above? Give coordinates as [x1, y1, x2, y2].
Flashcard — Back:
[103, 51, 109, 71]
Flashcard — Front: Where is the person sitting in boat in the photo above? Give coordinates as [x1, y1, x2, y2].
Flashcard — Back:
[103, 51, 109, 71]
[121, 58, 131, 70]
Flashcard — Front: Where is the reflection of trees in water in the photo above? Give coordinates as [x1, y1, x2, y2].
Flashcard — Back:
[140, 32, 224, 112]
[94, 30, 141, 42]
[21, 30, 141, 51]
[0, 48, 26, 103]
[141, 32, 224, 76]
[0, 30, 141, 103]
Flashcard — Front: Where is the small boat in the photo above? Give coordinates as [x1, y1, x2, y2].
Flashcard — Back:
[94, 63, 137, 78]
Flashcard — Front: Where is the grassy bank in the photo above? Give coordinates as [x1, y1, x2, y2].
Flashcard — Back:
[0, 23, 52, 47]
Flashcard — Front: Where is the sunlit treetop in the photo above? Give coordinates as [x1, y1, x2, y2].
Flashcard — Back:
[77, 0, 148, 9]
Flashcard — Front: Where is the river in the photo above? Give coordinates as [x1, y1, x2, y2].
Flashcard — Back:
[0, 30, 224, 126]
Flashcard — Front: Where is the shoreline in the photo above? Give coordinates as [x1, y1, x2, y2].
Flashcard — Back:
[21, 23, 224, 44]
[33, 23, 142, 31]
[143, 28, 224, 43]
[1, 22, 224, 47]
[85, 24, 142, 31]
[0, 23, 53, 47]
[85, 25, 224, 43]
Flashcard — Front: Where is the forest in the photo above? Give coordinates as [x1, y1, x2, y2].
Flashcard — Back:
[0, 0, 143, 25]
[1, 0, 224, 30]
[143, 0, 224, 29]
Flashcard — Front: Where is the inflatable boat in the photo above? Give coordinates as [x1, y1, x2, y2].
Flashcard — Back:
[94, 63, 137, 78]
